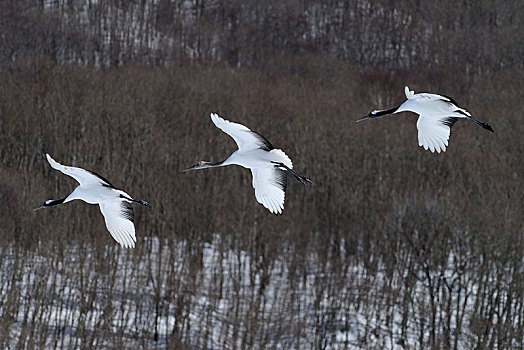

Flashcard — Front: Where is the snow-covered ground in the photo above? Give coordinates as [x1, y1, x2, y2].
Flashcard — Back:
[1, 235, 521, 349]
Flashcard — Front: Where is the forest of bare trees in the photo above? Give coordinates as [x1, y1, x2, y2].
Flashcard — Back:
[1, 0, 522, 71]
[0, 0, 523, 349]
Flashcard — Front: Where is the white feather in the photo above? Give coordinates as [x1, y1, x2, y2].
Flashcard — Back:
[361, 86, 492, 153]
[404, 86, 415, 99]
[416, 116, 451, 153]
[99, 201, 136, 248]
[251, 167, 286, 214]
[40, 154, 147, 248]
[188, 114, 311, 215]
[46, 154, 112, 187]
[210, 113, 273, 152]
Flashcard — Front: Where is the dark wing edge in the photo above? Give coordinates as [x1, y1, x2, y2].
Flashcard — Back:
[120, 201, 135, 223]
[250, 131, 274, 151]
[441, 117, 458, 128]
[88, 170, 116, 188]
[438, 94, 460, 107]
[270, 167, 288, 193]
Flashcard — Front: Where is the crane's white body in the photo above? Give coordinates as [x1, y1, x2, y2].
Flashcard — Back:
[64, 184, 130, 205]
[223, 149, 292, 215]
[398, 87, 470, 153]
[362, 86, 493, 153]
[38, 154, 149, 248]
[186, 113, 310, 214]
[212, 113, 292, 214]
[398, 87, 471, 117]
[224, 148, 292, 169]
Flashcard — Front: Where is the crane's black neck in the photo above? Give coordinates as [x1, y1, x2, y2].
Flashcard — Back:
[208, 160, 227, 167]
[369, 106, 400, 118]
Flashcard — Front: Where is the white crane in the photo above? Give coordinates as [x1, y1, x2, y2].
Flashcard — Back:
[34, 154, 151, 248]
[184, 113, 312, 214]
[358, 86, 494, 153]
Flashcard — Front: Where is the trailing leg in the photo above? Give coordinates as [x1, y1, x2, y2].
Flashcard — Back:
[132, 199, 152, 209]
[467, 116, 494, 132]
[271, 161, 313, 186]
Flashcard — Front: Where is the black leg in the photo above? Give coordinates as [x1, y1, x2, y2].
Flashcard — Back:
[467, 116, 494, 132]
[132, 199, 152, 209]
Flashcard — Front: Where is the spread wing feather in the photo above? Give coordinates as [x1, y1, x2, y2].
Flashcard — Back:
[251, 167, 287, 214]
[416, 115, 454, 153]
[46, 154, 114, 187]
[99, 201, 137, 248]
[210, 113, 273, 152]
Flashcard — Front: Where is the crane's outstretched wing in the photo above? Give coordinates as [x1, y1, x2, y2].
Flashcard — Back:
[405, 87, 462, 110]
[210, 113, 273, 152]
[251, 167, 287, 214]
[404, 86, 415, 99]
[46, 154, 115, 188]
[416, 116, 457, 153]
[99, 200, 136, 248]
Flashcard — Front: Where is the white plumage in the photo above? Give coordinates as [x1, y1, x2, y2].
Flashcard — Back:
[185, 113, 312, 214]
[416, 115, 452, 153]
[251, 166, 287, 214]
[359, 86, 494, 153]
[99, 200, 137, 248]
[35, 154, 150, 248]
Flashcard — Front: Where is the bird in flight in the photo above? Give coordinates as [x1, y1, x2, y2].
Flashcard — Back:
[184, 113, 312, 214]
[358, 86, 494, 153]
[35, 154, 151, 248]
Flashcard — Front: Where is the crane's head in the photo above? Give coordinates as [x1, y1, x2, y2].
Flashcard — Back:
[357, 106, 401, 122]
[357, 110, 381, 122]
[33, 199, 65, 211]
[183, 161, 213, 172]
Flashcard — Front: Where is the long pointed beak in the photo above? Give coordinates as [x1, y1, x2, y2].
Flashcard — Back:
[356, 115, 371, 123]
[33, 205, 45, 211]
[182, 166, 195, 172]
